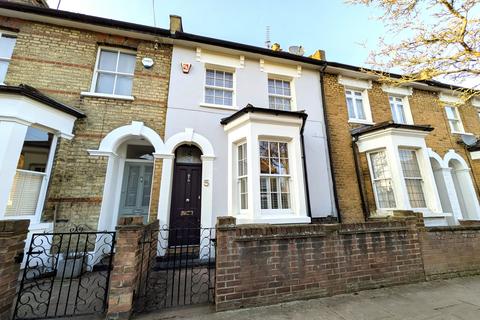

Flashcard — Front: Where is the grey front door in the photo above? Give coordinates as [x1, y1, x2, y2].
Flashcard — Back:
[119, 162, 153, 222]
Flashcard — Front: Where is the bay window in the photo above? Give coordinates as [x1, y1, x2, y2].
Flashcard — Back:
[368, 150, 396, 209]
[259, 141, 290, 210]
[399, 149, 426, 208]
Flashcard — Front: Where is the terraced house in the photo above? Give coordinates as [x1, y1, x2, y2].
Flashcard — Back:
[322, 68, 480, 226]
[3, 1, 480, 318]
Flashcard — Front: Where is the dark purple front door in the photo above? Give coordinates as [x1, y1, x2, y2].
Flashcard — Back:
[169, 163, 202, 246]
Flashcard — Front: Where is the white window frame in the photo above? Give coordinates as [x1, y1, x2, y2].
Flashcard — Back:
[237, 142, 248, 212]
[367, 149, 397, 210]
[259, 140, 292, 214]
[399, 148, 427, 209]
[82, 47, 136, 100]
[268, 77, 294, 111]
[445, 105, 465, 134]
[0, 31, 17, 84]
[338, 76, 373, 124]
[389, 95, 414, 125]
[201, 65, 236, 110]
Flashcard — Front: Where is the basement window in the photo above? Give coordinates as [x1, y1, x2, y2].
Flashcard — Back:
[0, 32, 17, 84]
[90, 48, 136, 97]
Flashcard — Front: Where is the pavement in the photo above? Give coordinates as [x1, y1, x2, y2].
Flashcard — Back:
[134, 276, 480, 320]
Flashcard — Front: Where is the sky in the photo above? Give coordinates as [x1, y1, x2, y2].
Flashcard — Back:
[45, 0, 386, 68]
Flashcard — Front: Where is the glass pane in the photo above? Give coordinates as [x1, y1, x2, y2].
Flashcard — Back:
[261, 193, 269, 209]
[445, 106, 456, 120]
[98, 50, 117, 71]
[225, 72, 233, 88]
[405, 179, 426, 208]
[374, 180, 396, 208]
[399, 149, 421, 177]
[95, 73, 115, 94]
[142, 165, 153, 206]
[279, 159, 289, 174]
[175, 145, 202, 164]
[346, 97, 355, 118]
[450, 119, 461, 132]
[125, 166, 140, 207]
[280, 177, 289, 193]
[270, 158, 279, 174]
[269, 142, 279, 158]
[260, 157, 270, 174]
[279, 143, 288, 158]
[281, 193, 290, 209]
[370, 151, 390, 179]
[355, 98, 366, 119]
[259, 141, 269, 157]
[0, 35, 16, 58]
[260, 177, 268, 192]
[0, 60, 9, 83]
[126, 145, 154, 160]
[17, 127, 52, 172]
[115, 75, 133, 96]
[118, 53, 136, 74]
[205, 88, 214, 103]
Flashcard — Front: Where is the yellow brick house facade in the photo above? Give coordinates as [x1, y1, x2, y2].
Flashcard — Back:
[323, 67, 480, 226]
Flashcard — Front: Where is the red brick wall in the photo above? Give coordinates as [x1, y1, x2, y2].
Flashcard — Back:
[215, 216, 425, 311]
[0, 220, 30, 320]
[420, 225, 480, 279]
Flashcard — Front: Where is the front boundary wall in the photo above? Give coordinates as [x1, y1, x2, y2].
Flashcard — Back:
[215, 215, 480, 312]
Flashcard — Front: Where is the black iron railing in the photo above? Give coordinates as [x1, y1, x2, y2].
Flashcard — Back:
[13, 229, 115, 320]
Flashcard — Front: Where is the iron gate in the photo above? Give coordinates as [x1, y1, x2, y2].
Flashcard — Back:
[13, 228, 115, 320]
[134, 226, 216, 313]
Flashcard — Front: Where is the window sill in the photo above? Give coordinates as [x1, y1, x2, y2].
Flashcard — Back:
[451, 131, 473, 136]
[81, 92, 135, 101]
[348, 119, 375, 125]
[199, 102, 237, 111]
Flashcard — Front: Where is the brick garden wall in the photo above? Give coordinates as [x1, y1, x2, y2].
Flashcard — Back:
[420, 225, 480, 279]
[0, 220, 30, 320]
[0, 16, 172, 228]
[215, 216, 425, 311]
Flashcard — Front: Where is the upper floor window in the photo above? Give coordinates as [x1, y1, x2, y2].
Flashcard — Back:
[205, 69, 233, 106]
[92, 48, 136, 96]
[445, 106, 464, 133]
[237, 143, 248, 210]
[345, 89, 367, 122]
[259, 141, 290, 210]
[399, 149, 426, 208]
[368, 150, 396, 209]
[0, 32, 17, 84]
[389, 96, 408, 124]
[268, 78, 292, 111]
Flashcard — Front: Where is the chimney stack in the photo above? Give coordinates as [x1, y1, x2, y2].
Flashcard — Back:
[169, 15, 183, 34]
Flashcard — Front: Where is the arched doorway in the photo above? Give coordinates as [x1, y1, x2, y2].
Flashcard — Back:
[430, 157, 451, 214]
[449, 158, 478, 220]
[169, 145, 203, 245]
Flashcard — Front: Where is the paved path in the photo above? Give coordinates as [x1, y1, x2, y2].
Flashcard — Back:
[135, 276, 480, 320]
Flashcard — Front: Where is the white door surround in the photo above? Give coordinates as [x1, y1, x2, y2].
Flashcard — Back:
[158, 128, 216, 229]
[89, 123, 215, 231]
[429, 149, 480, 223]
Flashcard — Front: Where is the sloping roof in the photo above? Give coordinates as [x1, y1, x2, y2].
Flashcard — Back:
[220, 104, 308, 125]
[0, 84, 86, 118]
[351, 121, 434, 137]
[0, 2, 475, 93]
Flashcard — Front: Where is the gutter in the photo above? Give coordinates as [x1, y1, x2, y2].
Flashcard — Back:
[352, 136, 370, 220]
[299, 116, 312, 219]
[319, 66, 341, 223]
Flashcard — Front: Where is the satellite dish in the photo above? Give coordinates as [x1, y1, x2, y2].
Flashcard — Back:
[288, 45, 305, 56]
[460, 133, 478, 147]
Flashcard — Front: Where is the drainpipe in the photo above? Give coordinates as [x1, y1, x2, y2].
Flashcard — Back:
[300, 116, 312, 218]
[352, 136, 370, 220]
[319, 65, 341, 223]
